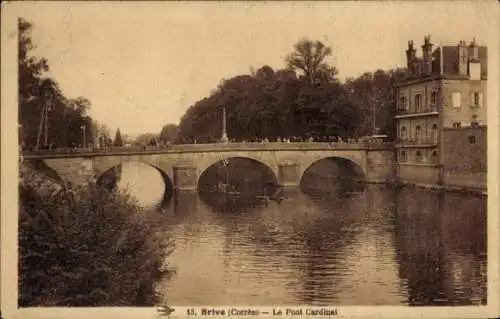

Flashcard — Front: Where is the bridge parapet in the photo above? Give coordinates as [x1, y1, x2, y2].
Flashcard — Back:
[22, 141, 394, 159]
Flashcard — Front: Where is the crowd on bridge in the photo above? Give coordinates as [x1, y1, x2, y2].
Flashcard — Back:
[177, 134, 388, 145]
[21, 134, 389, 156]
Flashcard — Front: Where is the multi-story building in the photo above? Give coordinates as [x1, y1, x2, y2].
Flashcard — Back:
[394, 36, 487, 189]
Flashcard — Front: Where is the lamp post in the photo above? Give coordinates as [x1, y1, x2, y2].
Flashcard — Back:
[81, 124, 86, 148]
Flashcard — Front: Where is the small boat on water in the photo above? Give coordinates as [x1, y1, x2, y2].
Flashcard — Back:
[256, 194, 286, 203]
[213, 182, 241, 196]
[221, 191, 241, 196]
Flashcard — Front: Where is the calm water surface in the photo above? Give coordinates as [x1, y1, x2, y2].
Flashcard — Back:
[119, 163, 487, 306]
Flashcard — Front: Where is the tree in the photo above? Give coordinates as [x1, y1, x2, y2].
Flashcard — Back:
[176, 39, 401, 143]
[94, 123, 112, 147]
[159, 124, 179, 144]
[19, 182, 174, 306]
[113, 128, 123, 147]
[134, 133, 159, 146]
[285, 38, 338, 85]
[18, 18, 97, 149]
[344, 68, 407, 138]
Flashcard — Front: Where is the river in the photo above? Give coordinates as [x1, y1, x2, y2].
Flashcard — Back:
[116, 162, 487, 306]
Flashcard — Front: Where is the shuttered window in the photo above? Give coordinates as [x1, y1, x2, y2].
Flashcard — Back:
[470, 92, 483, 108]
[452, 92, 461, 108]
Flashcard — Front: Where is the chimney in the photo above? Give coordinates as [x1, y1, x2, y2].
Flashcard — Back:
[469, 37, 479, 61]
[406, 40, 416, 74]
[421, 35, 433, 75]
[458, 40, 468, 76]
[469, 37, 481, 80]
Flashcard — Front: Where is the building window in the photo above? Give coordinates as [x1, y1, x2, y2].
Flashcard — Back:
[432, 124, 438, 142]
[415, 125, 421, 141]
[453, 122, 462, 128]
[431, 150, 439, 164]
[468, 135, 476, 144]
[471, 114, 479, 127]
[431, 91, 438, 106]
[471, 92, 483, 108]
[415, 151, 423, 163]
[414, 94, 422, 111]
[452, 92, 462, 108]
[400, 150, 407, 162]
[399, 96, 407, 111]
[400, 126, 407, 140]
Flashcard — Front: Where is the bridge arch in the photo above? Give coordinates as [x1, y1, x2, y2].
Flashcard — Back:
[95, 161, 174, 205]
[196, 155, 279, 192]
[299, 156, 366, 190]
[298, 152, 367, 178]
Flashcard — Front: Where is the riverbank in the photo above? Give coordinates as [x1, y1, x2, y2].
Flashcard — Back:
[18, 176, 174, 306]
[366, 179, 487, 196]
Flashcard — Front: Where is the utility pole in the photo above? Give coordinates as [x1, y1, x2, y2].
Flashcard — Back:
[44, 100, 51, 147]
[35, 102, 47, 151]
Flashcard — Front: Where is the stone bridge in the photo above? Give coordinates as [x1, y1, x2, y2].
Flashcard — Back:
[22, 142, 395, 192]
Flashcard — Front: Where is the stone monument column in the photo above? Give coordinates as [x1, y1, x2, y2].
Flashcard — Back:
[220, 105, 229, 143]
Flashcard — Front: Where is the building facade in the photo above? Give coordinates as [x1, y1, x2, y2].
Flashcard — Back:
[394, 36, 487, 189]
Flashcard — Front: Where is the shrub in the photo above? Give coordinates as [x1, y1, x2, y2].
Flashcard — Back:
[18, 182, 174, 306]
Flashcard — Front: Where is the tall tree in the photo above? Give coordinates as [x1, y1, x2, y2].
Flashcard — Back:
[113, 128, 123, 147]
[285, 38, 338, 84]
[18, 18, 96, 149]
[345, 68, 407, 138]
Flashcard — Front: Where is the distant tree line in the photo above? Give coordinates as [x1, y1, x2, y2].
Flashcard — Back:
[175, 38, 407, 143]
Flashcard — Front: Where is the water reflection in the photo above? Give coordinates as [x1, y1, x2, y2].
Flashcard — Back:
[155, 185, 486, 306]
[394, 187, 487, 306]
[98, 162, 172, 208]
[110, 163, 486, 306]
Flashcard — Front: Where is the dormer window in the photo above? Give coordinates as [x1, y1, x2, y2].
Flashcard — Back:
[469, 61, 481, 80]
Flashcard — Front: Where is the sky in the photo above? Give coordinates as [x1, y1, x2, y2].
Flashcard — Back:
[13, 1, 499, 136]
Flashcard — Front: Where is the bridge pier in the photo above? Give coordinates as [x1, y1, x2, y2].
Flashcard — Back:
[277, 162, 301, 188]
[173, 165, 198, 192]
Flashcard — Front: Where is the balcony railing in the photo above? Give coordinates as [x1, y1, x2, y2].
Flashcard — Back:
[396, 106, 439, 116]
[395, 138, 439, 145]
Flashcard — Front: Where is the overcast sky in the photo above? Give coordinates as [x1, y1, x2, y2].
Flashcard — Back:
[14, 1, 498, 136]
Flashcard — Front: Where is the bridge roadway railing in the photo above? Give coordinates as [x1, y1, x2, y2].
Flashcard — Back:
[21, 141, 394, 158]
